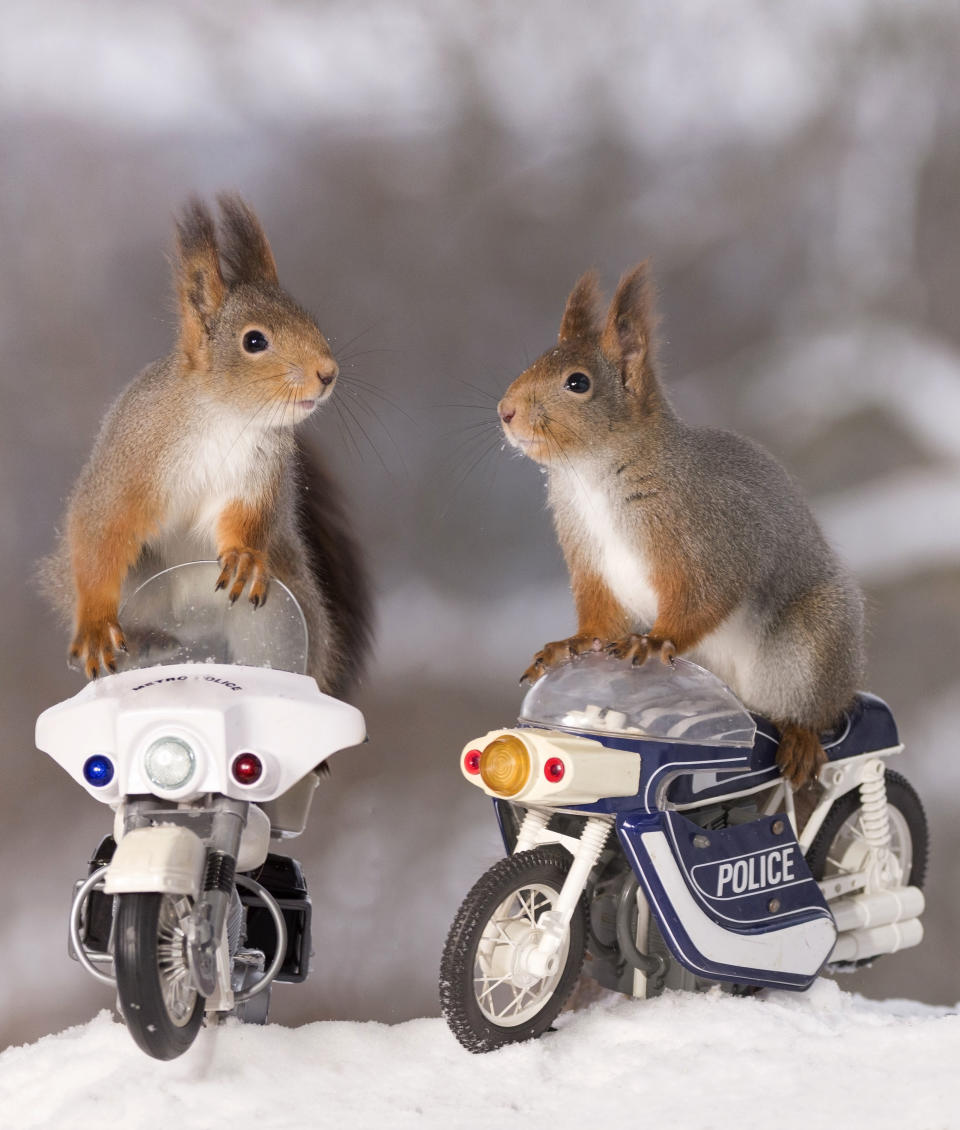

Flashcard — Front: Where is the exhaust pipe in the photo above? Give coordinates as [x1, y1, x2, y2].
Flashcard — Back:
[830, 917, 923, 963]
[827, 885, 925, 962]
[828, 886, 924, 934]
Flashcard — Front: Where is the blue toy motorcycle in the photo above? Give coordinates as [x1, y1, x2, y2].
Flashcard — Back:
[440, 653, 927, 1052]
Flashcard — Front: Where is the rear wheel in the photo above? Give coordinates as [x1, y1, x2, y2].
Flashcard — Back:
[806, 769, 928, 889]
[114, 893, 204, 1060]
[440, 847, 587, 1053]
[806, 770, 928, 969]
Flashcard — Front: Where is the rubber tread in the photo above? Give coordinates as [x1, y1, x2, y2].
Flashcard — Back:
[805, 769, 928, 889]
[439, 846, 587, 1054]
[114, 893, 204, 1060]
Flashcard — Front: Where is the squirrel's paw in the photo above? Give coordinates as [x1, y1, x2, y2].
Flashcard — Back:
[605, 634, 676, 667]
[216, 548, 269, 607]
[69, 619, 127, 680]
[520, 635, 604, 685]
[776, 723, 827, 788]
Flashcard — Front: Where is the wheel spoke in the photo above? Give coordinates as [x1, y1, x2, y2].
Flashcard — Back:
[475, 973, 512, 1002]
[470, 879, 573, 1028]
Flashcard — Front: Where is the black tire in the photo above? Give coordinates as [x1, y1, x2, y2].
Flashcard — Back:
[806, 769, 928, 890]
[440, 847, 587, 1053]
[114, 893, 204, 1059]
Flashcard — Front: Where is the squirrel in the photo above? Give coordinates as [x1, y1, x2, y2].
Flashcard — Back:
[497, 264, 865, 787]
[42, 194, 371, 699]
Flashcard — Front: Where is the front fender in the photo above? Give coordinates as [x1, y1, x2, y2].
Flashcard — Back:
[103, 825, 206, 898]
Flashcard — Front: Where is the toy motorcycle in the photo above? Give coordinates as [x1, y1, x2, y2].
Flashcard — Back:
[440, 653, 927, 1052]
[36, 561, 365, 1060]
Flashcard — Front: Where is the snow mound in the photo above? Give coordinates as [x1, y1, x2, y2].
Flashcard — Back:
[1, 981, 957, 1130]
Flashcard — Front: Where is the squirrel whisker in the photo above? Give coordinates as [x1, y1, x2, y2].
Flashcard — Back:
[332, 384, 407, 472]
[335, 388, 390, 473]
[337, 374, 419, 426]
[438, 430, 501, 519]
[330, 396, 363, 463]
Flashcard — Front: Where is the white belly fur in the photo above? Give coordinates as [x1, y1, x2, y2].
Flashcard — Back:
[161, 415, 271, 548]
[566, 473, 659, 626]
[689, 605, 760, 704]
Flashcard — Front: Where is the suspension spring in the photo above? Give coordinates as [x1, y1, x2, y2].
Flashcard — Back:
[578, 816, 612, 862]
[514, 808, 550, 853]
[858, 762, 892, 851]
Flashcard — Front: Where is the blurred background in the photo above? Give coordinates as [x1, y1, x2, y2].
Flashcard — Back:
[2, 0, 959, 1049]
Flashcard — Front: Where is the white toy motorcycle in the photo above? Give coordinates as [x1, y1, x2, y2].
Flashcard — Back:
[36, 561, 365, 1060]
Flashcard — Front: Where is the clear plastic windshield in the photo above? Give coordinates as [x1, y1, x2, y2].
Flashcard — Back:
[117, 561, 308, 674]
[520, 652, 756, 747]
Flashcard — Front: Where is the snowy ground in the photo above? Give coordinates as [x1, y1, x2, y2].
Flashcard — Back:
[2, 981, 957, 1130]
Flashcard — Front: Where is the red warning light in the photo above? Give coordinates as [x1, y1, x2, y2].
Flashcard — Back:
[232, 752, 264, 785]
[544, 757, 565, 783]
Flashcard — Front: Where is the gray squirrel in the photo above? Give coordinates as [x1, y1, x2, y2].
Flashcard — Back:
[43, 194, 371, 697]
[498, 264, 864, 786]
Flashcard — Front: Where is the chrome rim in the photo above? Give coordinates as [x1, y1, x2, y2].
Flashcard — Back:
[823, 805, 912, 884]
[157, 896, 198, 1027]
[473, 882, 569, 1028]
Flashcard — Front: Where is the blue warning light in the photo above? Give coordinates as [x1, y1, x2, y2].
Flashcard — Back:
[83, 754, 115, 787]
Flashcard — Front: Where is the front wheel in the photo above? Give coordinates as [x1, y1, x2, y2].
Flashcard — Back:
[440, 846, 587, 1053]
[114, 893, 204, 1059]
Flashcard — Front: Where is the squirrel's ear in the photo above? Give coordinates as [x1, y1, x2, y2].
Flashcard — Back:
[600, 262, 659, 392]
[174, 198, 225, 369]
[216, 193, 279, 286]
[558, 269, 602, 343]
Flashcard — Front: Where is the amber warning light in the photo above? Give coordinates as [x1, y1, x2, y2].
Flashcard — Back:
[479, 735, 531, 797]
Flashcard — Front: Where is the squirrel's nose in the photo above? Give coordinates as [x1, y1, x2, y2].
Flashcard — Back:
[499, 400, 515, 425]
[317, 359, 338, 387]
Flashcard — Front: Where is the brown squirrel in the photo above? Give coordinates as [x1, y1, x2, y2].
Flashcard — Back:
[43, 194, 371, 697]
[498, 264, 865, 787]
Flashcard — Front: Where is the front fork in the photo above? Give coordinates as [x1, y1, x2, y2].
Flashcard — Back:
[516, 811, 612, 979]
[186, 799, 247, 1000]
[120, 795, 248, 1001]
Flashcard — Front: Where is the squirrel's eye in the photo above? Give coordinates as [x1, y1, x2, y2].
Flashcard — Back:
[242, 330, 269, 353]
[564, 372, 591, 394]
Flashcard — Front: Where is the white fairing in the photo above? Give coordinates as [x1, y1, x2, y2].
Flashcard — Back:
[35, 662, 366, 805]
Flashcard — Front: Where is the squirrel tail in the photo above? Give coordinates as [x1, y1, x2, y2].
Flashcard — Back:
[295, 436, 374, 700]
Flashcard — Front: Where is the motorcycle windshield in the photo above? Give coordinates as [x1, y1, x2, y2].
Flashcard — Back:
[519, 652, 756, 747]
[117, 561, 308, 674]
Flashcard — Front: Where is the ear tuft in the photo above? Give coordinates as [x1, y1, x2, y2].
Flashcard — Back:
[600, 261, 660, 391]
[216, 193, 279, 286]
[558, 269, 602, 343]
[174, 197, 225, 368]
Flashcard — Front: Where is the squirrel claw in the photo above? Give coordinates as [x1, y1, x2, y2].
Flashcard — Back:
[70, 618, 125, 681]
[776, 724, 827, 789]
[217, 548, 269, 606]
[606, 634, 677, 667]
[521, 635, 601, 684]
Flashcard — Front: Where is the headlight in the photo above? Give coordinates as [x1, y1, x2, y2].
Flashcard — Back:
[144, 736, 197, 790]
[479, 734, 531, 797]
